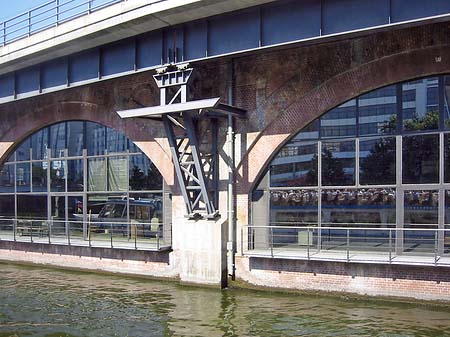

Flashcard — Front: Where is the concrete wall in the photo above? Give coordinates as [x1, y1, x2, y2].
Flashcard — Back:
[1, 21, 450, 297]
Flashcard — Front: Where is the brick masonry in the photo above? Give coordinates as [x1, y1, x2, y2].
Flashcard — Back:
[1, 21, 450, 297]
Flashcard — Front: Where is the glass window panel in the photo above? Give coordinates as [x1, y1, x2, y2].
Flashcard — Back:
[15, 138, 31, 161]
[107, 127, 127, 153]
[87, 194, 127, 222]
[321, 140, 355, 186]
[16, 163, 31, 192]
[50, 160, 66, 192]
[0, 195, 15, 218]
[402, 78, 439, 131]
[86, 122, 106, 156]
[321, 188, 396, 225]
[128, 140, 140, 154]
[270, 141, 318, 187]
[88, 158, 106, 191]
[404, 190, 438, 253]
[108, 156, 128, 191]
[67, 121, 84, 157]
[445, 191, 450, 253]
[32, 161, 48, 192]
[17, 195, 47, 220]
[31, 127, 49, 160]
[0, 164, 15, 193]
[444, 76, 450, 129]
[50, 122, 67, 158]
[269, 189, 318, 225]
[295, 120, 319, 140]
[402, 134, 439, 184]
[320, 100, 356, 138]
[129, 193, 164, 223]
[358, 85, 397, 135]
[67, 159, 84, 192]
[359, 137, 396, 185]
[129, 154, 163, 190]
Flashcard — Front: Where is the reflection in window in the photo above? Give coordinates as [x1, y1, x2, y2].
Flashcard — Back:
[18, 195, 47, 219]
[403, 78, 439, 131]
[402, 134, 439, 184]
[321, 140, 355, 186]
[320, 100, 356, 138]
[360, 137, 396, 185]
[270, 190, 318, 225]
[129, 154, 163, 190]
[270, 142, 317, 187]
[67, 121, 84, 157]
[32, 162, 47, 192]
[86, 122, 105, 156]
[107, 128, 127, 153]
[16, 138, 30, 161]
[51, 160, 66, 192]
[50, 123, 66, 158]
[16, 163, 31, 192]
[108, 156, 128, 191]
[88, 158, 106, 191]
[321, 189, 395, 225]
[31, 128, 48, 160]
[0, 164, 15, 193]
[67, 159, 83, 192]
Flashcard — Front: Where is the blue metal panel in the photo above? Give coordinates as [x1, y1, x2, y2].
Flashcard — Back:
[322, 0, 389, 35]
[261, 0, 320, 45]
[184, 21, 207, 60]
[41, 58, 67, 89]
[69, 49, 99, 83]
[209, 8, 260, 56]
[0, 74, 14, 98]
[136, 32, 162, 69]
[101, 40, 134, 76]
[163, 27, 184, 64]
[391, 0, 450, 22]
[16, 67, 39, 94]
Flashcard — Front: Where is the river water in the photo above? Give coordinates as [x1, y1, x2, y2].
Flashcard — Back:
[0, 263, 449, 337]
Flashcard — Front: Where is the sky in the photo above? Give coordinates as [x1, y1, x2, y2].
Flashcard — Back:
[0, 0, 51, 21]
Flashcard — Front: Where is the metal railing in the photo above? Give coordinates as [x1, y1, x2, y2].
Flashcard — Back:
[0, 217, 171, 251]
[243, 225, 450, 267]
[0, 0, 126, 46]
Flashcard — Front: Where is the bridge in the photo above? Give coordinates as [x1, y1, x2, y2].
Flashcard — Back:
[1, 0, 450, 301]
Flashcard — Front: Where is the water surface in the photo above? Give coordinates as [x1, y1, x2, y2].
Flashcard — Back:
[0, 262, 449, 337]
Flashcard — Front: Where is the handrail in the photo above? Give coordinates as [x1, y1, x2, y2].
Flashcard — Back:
[0, 0, 126, 46]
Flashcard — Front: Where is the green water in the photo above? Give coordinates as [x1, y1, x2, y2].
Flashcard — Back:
[0, 263, 449, 337]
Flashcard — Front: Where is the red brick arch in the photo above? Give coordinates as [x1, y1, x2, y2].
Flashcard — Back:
[0, 100, 174, 187]
[240, 44, 450, 194]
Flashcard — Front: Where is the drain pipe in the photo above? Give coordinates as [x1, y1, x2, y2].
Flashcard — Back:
[227, 59, 236, 280]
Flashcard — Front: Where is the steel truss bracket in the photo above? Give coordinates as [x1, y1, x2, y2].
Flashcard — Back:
[117, 63, 246, 220]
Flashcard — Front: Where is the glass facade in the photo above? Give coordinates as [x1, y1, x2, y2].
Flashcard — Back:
[255, 76, 450, 254]
[0, 121, 168, 241]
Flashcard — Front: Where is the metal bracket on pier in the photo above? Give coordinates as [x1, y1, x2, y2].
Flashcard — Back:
[117, 63, 246, 219]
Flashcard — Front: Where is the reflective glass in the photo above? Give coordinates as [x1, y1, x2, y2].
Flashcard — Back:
[270, 141, 317, 187]
[32, 161, 48, 192]
[129, 193, 164, 223]
[269, 189, 318, 225]
[321, 140, 355, 186]
[321, 188, 396, 225]
[16, 138, 30, 161]
[17, 195, 47, 220]
[402, 78, 439, 131]
[444, 76, 450, 129]
[0, 195, 15, 218]
[67, 121, 84, 156]
[129, 154, 163, 190]
[444, 134, 450, 183]
[359, 137, 396, 185]
[358, 85, 397, 135]
[16, 163, 31, 192]
[31, 128, 48, 160]
[67, 159, 84, 192]
[50, 123, 66, 158]
[87, 194, 127, 219]
[0, 164, 15, 193]
[50, 160, 66, 192]
[402, 134, 439, 184]
[107, 127, 127, 153]
[86, 122, 105, 156]
[88, 158, 106, 191]
[108, 156, 128, 191]
[320, 100, 356, 138]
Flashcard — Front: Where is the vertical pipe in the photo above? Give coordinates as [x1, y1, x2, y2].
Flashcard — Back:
[227, 59, 235, 279]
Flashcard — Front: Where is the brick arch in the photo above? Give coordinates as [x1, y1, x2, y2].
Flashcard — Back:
[0, 101, 174, 187]
[240, 44, 450, 194]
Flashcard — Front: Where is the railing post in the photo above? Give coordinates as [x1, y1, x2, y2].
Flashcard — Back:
[13, 219, 16, 242]
[28, 11, 31, 37]
[157, 233, 160, 251]
[88, 0, 92, 14]
[30, 220, 33, 243]
[346, 228, 350, 262]
[48, 220, 51, 244]
[434, 230, 438, 266]
[55, 0, 59, 26]
[270, 227, 274, 258]
[134, 224, 137, 250]
[67, 221, 71, 246]
[241, 227, 244, 256]
[389, 229, 392, 264]
[110, 223, 113, 248]
[307, 227, 310, 260]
